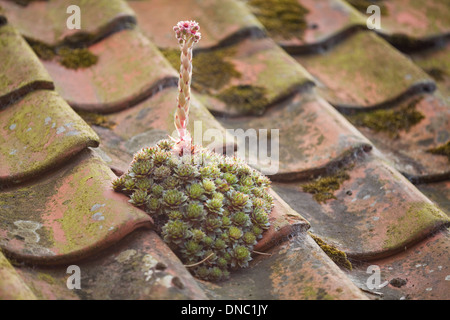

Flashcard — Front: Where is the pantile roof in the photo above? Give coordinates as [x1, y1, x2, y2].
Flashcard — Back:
[0, 0, 448, 300]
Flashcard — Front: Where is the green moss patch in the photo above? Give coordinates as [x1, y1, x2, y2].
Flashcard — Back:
[302, 169, 350, 203]
[346, 0, 388, 15]
[424, 67, 448, 82]
[309, 233, 352, 270]
[57, 47, 98, 69]
[161, 47, 242, 94]
[427, 141, 450, 161]
[8, 0, 43, 6]
[348, 97, 425, 138]
[248, 0, 309, 40]
[216, 85, 269, 115]
[27, 38, 98, 70]
[76, 110, 116, 129]
[383, 202, 448, 250]
[27, 39, 56, 61]
[387, 33, 424, 52]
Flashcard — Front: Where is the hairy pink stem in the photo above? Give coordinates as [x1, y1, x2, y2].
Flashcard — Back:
[173, 21, 201, 148]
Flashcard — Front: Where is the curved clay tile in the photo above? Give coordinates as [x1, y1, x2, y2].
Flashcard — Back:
[0, 0, 136, 46]
[350, 228, 450, 300]
[0, 150, 153, 265]
[295, 31, 436, 110]
[379, 0, 450, 41]
[189, 37, 315, 116]
[41, 29, 178, 114]
[11, 230, 208, 300]
[0, 252, 36, 300]
[0, 90, 99, 185]
[248, 0, 368, 53]
[128, 0, 265, 50]
[273, 149, 450, 261]
[0, 25, 54, 108]
[349, 93, 450, 182]
[219, 92, 372, 179]
[200, 231, 368, 299]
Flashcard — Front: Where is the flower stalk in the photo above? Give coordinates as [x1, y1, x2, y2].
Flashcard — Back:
[172, 20, 201, 151]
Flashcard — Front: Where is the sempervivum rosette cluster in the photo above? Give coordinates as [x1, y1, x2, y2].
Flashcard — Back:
[112, 21, 274, 282]
[113, 140, 273, 281]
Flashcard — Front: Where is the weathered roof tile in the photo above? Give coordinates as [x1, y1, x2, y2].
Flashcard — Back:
[200, 231, 368, 300]
[379, 0, 450, 41]
[347, 93, 450, 181]
[0, 252, 36, 300]
[218, 92, 372, 179]
[0, 90, 99, 184]
[350, 228, 450, 300]
[41, 29, 178, 113]
[248, 0, 366, 52]
[0, 0, 136, 46]
[0, 150, 153, 264]
[128, 0, 265, 50]
[0, 24, 53, 108]
[411, 41, 450, 97]
[294, 30, 435, 109]
[417, 180, 450, 215]
[272, 149, 450, 260]
[12, 229, 208, 299]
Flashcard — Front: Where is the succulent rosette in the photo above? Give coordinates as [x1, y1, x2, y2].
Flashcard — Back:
[113, 140, 273, 281]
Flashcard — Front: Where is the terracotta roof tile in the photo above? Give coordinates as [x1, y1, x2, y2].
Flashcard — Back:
[218, 92, 372, 179]
[0, 150, 152, 264]
[193, 37, 315, 116]
[41, 28, 178, 113]
[253, 189, 309, 253]
[12, 229, 208, 299]
[411, 41, 450, 97]
[347, 92, 450, 181]
[128, 0, 265, 50]
[417, 180, 450, 215]
[200, 231, 368, 300]
[272, 149, 450, 260]
[248, 0, 367, 52]
[0, 90, 99, 184]
[294, 30, 435, 109]
[378, 0, 450, 41]
[349, 228, 450, 300]
[0, 24, 54, 107]
[0, 0, 136, 46]
[0, 251, 36, 300]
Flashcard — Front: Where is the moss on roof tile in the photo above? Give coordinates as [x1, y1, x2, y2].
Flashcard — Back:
[348, 97, 425, 138]
[247, 0, 309, 40]
[427, 141, 450, 161]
